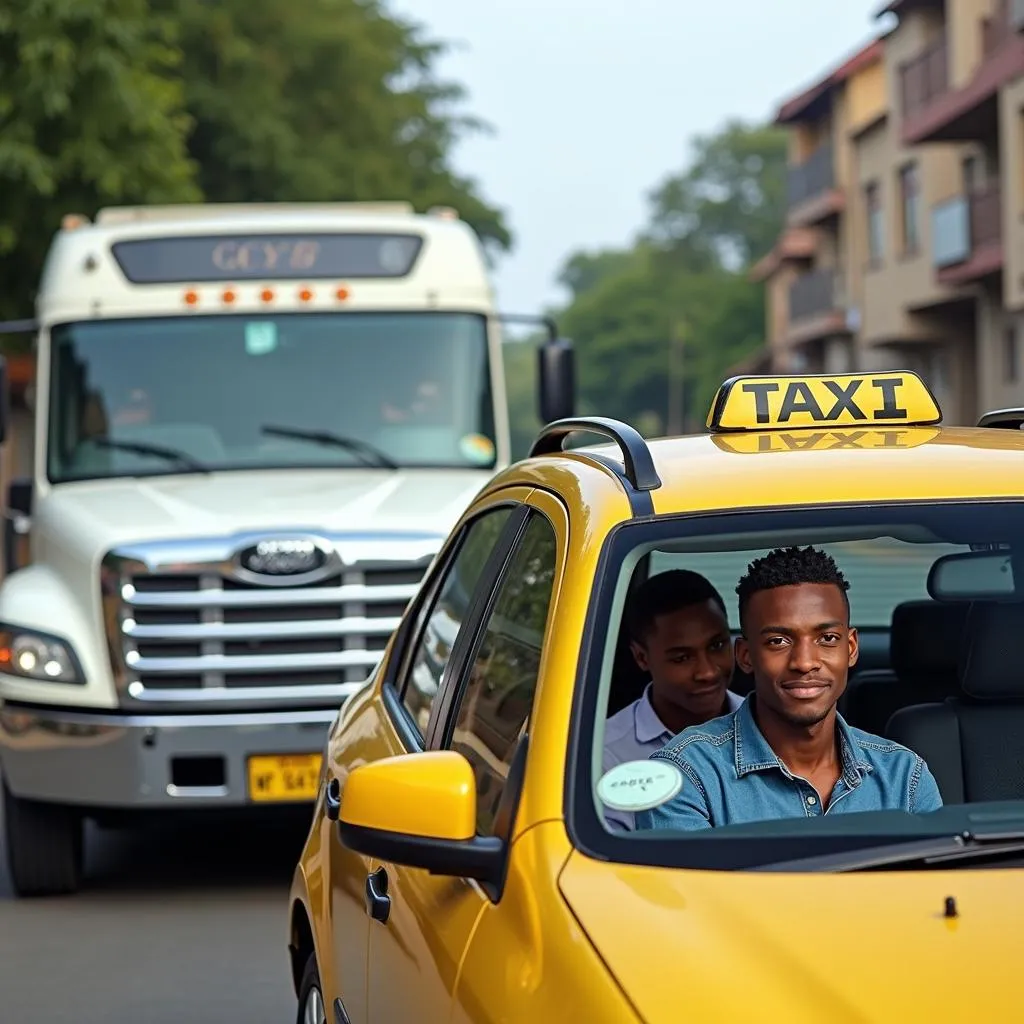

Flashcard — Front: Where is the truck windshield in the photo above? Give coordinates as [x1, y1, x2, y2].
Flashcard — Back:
[46, 312, 497, 481]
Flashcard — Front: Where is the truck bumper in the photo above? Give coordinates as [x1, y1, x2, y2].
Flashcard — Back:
[0, 702, 341, 809]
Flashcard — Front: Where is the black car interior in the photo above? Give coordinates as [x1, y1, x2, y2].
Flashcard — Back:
[605, 550, 1024, 808]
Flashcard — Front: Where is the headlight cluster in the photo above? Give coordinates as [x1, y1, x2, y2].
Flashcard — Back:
[0, 627, 84, 684]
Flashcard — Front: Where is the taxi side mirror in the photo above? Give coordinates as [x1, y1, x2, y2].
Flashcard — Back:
[336, 750, 504, 886]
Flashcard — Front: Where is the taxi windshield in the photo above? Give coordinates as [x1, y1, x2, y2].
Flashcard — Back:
[45, 311, 496, 481]
[581, 498, 1024, 871]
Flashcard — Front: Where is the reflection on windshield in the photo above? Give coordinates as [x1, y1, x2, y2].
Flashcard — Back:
[47, 312, 496, 481]
[590, 500, 1024, 869]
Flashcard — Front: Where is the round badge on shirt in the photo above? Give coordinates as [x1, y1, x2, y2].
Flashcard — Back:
[597, 759, 684, 812]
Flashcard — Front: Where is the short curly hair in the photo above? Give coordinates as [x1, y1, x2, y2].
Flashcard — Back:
[628, 569, 727, 643]
[736, 545, 850, 628]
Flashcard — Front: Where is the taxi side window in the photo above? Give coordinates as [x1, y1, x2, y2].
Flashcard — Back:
[400, 507, 513, 736]
[445, 512, 557, 835]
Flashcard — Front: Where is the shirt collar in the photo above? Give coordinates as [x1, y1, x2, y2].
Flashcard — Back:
[732, 694, 872, 787]
[635, 682, 672, 744]
[636, 682, 742, 744]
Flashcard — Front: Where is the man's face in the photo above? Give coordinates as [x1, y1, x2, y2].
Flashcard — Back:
[630, 599, 735, 720]
[736, 583, 858, 729]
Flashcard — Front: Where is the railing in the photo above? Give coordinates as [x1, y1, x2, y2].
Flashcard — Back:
[786, 143, 835, 209]
[983, 0, 1013, 57]
[900, 34, 948, 119]
[788, 268, 843, 323]
[970, 182, 1002, 247]
[931, 181, 1002, 268]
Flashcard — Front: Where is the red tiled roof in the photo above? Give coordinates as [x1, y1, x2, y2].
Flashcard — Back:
[775, 38, 884, 125]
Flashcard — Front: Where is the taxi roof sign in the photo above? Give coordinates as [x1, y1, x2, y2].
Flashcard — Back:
[706, 371, 942, 433]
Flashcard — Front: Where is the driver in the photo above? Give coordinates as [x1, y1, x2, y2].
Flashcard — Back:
[380, 378, 443, 425]
[635, 546, 943, 831]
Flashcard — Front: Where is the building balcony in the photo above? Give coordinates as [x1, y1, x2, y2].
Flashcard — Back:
[900, 9, 1024, 145]
[931, 182, 1003, 285]
[786, 144, 845, 226]
[786, 268, 853, 346]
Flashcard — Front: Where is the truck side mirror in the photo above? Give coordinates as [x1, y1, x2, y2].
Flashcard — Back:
[538, 337, 575, 424]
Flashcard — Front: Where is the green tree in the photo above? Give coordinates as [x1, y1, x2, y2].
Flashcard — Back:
[159, 0, 511, 256]
[552, 119, 786, 433]
[644, 119, 788, 272]
[0, 0, 200, 327]
[557, 247, 640, 301]
[502, 339, 541, 462]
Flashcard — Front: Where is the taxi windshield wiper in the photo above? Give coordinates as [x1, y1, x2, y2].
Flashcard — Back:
[758, 830, 1024, 873]
[91, 436, 211, 473]
[260, 425, 398, 470]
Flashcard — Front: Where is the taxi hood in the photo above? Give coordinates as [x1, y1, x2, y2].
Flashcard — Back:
[559, 850, 1021, 1023]
[34, 467, 492, 561]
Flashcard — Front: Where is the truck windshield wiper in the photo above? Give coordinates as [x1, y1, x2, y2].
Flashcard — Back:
[758, 830, 1024, 873]
[260, 425, 398, 470]
[91, 436, 211, 473]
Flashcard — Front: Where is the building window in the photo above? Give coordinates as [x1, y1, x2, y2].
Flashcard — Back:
[866, 182, 884, 265]
[899, 163, 920, 255]
[962, 154, 980, 193]
[1006, 324, 1019, 382]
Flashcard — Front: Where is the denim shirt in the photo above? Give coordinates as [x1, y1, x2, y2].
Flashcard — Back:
[601, 684, 743, 832]
[634, 694, 944, 832]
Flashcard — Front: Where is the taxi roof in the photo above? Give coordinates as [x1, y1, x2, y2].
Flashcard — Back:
[507, 371, 1024, 521]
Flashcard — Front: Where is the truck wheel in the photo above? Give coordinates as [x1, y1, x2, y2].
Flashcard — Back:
[296, 953, 327, 1024]
[2, 781, 84, 896]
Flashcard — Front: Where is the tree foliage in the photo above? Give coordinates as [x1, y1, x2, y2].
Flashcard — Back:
[156, 0, 510, 256]
[0, 0, 199, 323]
[0, 0, 511, 332]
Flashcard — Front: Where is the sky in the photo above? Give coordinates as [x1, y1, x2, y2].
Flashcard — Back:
[392, 0, 888, 320]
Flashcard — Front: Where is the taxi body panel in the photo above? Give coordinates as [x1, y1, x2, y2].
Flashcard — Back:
[559, 851, 1024, 1023]
[289, 371, 1024, 1022]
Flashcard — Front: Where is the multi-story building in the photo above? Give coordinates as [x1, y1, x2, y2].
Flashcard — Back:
[752, 40, 886, 380]
[756, 0, 1024, 424]
[887, 0, 1024, 419]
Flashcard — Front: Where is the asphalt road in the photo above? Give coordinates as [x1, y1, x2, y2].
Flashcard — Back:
[0, 800, 313, 1023]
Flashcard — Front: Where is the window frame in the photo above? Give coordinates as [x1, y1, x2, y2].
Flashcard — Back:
[437, 508, 559, 753]
[898, 161, 920, 256]
[1005, 322, 1019, 383]
[432, 508, 559, 840]
[563, 497, 1024, 873]
[381, 498, 529, 751]
[865, 181, 884, 266]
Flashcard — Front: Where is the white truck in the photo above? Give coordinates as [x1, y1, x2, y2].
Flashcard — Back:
[0, 202, 574, 896]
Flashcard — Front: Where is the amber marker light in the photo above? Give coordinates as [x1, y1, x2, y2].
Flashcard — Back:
[298, 287, 314, 302]
[184, 289, 199, 307]
[260, 288, 275, 303]
[222, 288, 237, 305]
[335, 285, 350, 301]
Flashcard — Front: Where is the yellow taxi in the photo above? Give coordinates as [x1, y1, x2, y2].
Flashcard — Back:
[286, 370, 1024, 1023]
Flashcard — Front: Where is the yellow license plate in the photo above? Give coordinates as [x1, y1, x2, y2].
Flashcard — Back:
[247, 753, 322, 802]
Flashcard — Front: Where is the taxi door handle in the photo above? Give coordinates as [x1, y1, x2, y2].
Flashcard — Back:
[365, 866, 391, 925]
[325, 777, 341, 821]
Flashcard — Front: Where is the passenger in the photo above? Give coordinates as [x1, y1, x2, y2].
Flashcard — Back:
[602, 569, 743, 831]
[634, 546, 943, 831]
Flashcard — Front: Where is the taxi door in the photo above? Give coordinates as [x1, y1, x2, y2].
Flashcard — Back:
[361, 492, 565, 1023]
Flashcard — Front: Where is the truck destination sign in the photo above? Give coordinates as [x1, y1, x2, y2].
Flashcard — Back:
[110, 232, 425, 283]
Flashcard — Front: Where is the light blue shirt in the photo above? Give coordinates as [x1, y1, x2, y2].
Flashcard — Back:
[634, 694, 944, 832]
[601, 683, 743, 831]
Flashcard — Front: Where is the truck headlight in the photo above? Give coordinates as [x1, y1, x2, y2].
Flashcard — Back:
[0, 627, 85, 684]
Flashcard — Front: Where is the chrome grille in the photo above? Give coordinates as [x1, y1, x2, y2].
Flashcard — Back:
[102, 534, 440, 709]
